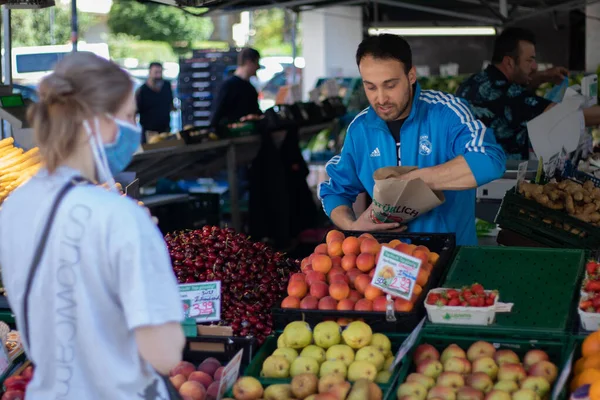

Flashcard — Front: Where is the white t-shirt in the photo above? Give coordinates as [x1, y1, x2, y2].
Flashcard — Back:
[0, 166, 184, 400]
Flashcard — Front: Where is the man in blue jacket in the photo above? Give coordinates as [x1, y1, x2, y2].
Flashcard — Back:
[318, 34, 506, 245]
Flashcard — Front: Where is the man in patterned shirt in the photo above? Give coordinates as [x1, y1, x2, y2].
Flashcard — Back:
[457, 28, 600, 160]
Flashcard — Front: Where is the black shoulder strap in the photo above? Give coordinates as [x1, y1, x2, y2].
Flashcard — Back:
[22, 177, 87, 349]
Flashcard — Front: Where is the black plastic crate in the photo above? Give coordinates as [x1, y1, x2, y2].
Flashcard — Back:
[183, 335, 256, 374]
[271, 232, 456, 332]
[563, 160, 600, 188]
[495, 189, 600, 249]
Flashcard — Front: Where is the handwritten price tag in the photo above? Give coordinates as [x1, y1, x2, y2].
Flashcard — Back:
[217, 349, 244, 400]
[390, 317, 425, 371]
[179, 281, 221, 323]
[371, 247, 422, 300]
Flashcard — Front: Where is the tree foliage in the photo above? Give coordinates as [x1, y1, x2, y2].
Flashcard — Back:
[9, 5, 95, 47]
[251, 9, 302, 56]
[108, 1, 213, 52]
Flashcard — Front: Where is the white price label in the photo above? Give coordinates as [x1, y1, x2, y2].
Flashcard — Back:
[371, 247, 423, 300]
[179, 281, 221, 323]
[517, 161, 528, 185]
[217, 349, 244, 400]
[551, 348, 574, 400]
[390, 317, 426, 371]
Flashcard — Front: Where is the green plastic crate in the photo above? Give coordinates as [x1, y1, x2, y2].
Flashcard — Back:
[424, 247, 585, 340]
[244, 331, 408, 392]
[386, 332, 569, 400]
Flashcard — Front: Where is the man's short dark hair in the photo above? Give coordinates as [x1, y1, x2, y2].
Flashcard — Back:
[238, 48, 260, 66]
[491, 28, 536, 64]
[356, 34, 413, 73]
[149, 62, 163, 70]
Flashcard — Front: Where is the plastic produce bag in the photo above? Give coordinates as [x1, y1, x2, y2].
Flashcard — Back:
[544, 77, 570, 103]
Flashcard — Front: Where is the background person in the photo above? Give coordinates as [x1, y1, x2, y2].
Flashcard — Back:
[319, 34, 506, 245]
[0, 52, 185, 399]
[136, 62, 174, 144]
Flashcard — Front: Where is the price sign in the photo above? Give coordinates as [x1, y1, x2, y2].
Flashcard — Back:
[544, 153, 560, 179]
[371, 247, 422, 300]
[551, 348, 574, 400]
[516, 161, 528, 186]
[390, 317, 426, 372]
[217, 349, 244, 400]
[179, 281, 221, 323]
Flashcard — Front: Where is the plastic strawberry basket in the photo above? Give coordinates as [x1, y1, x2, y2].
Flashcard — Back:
[271, 232, 456, 333]
[385, 332, 569, 400]
[495, 189, 600, 249]
[244, 330, 408, 392]
[423, 247, 586, 341]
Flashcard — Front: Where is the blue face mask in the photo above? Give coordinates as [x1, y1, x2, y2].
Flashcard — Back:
[103, 118, 141, 175]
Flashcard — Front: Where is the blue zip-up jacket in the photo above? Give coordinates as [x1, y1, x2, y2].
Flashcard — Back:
[318, 83, 507, 245]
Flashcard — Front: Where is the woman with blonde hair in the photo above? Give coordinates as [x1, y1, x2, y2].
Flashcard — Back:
[0, 52, 185, 399]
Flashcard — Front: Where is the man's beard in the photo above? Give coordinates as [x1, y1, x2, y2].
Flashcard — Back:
[375, 97, 411, 121]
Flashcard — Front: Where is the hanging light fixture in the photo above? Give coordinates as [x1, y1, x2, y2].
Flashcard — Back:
[368, 26, 497, 36]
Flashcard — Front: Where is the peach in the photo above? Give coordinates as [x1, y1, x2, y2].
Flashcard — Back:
[395, 243, 414, 255]
[331, 256, 342, 269]
[356, 253, 375, 272]
[337, 298, 356, 311]
[413, 284, 423, 298]
[300, 295, 319, 310]
[341, 254, 357, 271]
[179, 381, 206, 400]
[360, 238, 381, 255]
[369, 269, 376, 278]
[415, 245, 431, 255]
[301, 263, 313, 273]
[301, 257, 311, 269]
[416, 269, 430, 287]
[372, 295, 389, 312]
[318, 296, 338, 310]
[214, 366, 225, 381]
[346, 268, 362, 286]
[365, 285, 383, 300]
[170, 361, 196, 378]
[170, 374, 187, 391]
[181, 397, 194, 400]
[389, 239, 402, 247]
[429, 252, 440, 266]
[281, 296, 301, 308]
[395, 298, 414, 312]
[305, 271, 326, 286]
[354, 274, 371, 294]
[422, 263, 433, 274]
[312, 254, 333, 274]
[342, 236, 361, 256]
[287, 280, 308, 298]
[188, 371, 213, 390]
[327, 267, 345, 282]
[329, 282, 350, 300]
[326, 229, 345, 244]
[290, 273, 306, 282]
[375, 251, 381, 264]
[315, 243, 328, 254]
[354, 298, 373, 311]
[310, 281, 329, 299]
[413, 250, 429, 266]
[330, 274, 350, 285]
[328, 241, 344, 257]
[359, 233, 375, 240]
[207, 381, 221, 399]
[348, 290, 362, 302]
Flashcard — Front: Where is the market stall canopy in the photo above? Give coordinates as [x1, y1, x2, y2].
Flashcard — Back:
[0, 0, 54, 8]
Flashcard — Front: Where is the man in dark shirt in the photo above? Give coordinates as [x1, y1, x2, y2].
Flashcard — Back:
[457, 28, 576, 159]
[136, 62, 174, 143]
[210, 48, 263, 128]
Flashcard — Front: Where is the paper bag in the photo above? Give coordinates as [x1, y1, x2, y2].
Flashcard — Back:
[370, 166, 445, 224]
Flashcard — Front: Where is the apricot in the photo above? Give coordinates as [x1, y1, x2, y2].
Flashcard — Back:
[416, 269, 429, 287]
[413, 284, 423, 298]
[369, 269, 376, 278]
[318, 296, 338, 310]
[328, 240, 344, 257]
[421, 263, 433, 274]
[346, 268, 362, 286]
[395, 298, 413, 312]
[341, 254, 357, 271]
[326, 229, 345, 244]
[412, 250, 429, 266]
[356, 253, 375, 272]
[327, 267, 345, 283]
[312, 254, 333, 274]
[389, 239, 402, 247]
[407, 244, 417, 253]
[364, 285, 384, 301]
[348, 290, 362, 302]
[429, 252, 440, 266]
[330, 274, 349, 285]
[301, 263, 313, 273]
[337, 318, 353, 326]
[281, 296, 301, 308]
[414, 245, 431, 255]
[372, 296, 389, 312]
[342, 236, 361, 256]
[169, 374, 187, 391]
[290, 273, 306, 282]
[301, 257, 310, 269]
[287, 280, 308, 298]
[354, 274, 371, 294]
[179, 381, 206, 400]
[337, 298, 356, 311]
[331, 256, 342, 269]
[395, 243, 414, 255]
[300, 295, 319, 309]
[354, 298, 373, 311]
[359, 233, 375, 240]
[329, 282, 350, 300]
[310, 281, 329, 299]
[305, 270, 326, 286]
[315, 243, 328, 254]
[360, 238, 381, 255]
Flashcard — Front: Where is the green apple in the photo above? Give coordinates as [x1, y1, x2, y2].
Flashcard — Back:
[262, 355, 290, 378]
[441, 344, 466, 364]
[436, 371, 465, 390]
[347, 360, 377, 382]
[301, 345, 326, 364]
[355, 345, 385, 371]
[370, 333, 392, 357]
[272, 348, 298, 364]
[416, 359, 443, 379]
[484, 389, 511, 400]
[427, 385, 457, 400]
[497, 363, 526, 382]
[493, 380, 518, 394]
[466, 341, 496, 362]
[326, 344, 355, 367]
[520, 377, 550, 398]
[290, 356, 319, 377]
[472, 357, 498, 380]
[406, 373, 435, 390]
[313, 321, 341, 349]
[512, 389, 540, 400]
[342, 321, 373, 350]
[283, 321, 312, 349]
[320, 360, 347, 378]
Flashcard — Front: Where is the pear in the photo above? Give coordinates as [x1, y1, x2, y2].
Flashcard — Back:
[342, 321, 372, 350]
[263, 384, 292, 400]
[283, 321, 313, 349]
